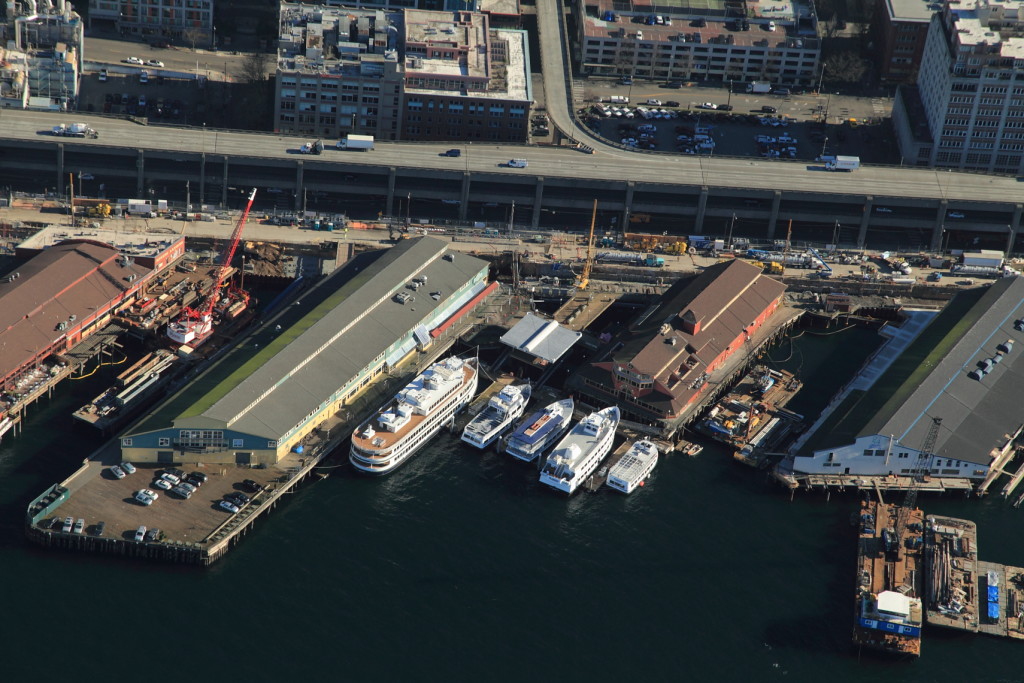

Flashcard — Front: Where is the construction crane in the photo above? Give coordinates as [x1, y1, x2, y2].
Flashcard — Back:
[167, 188, 257, 346]
[577, 199, 598, 290]
[892, 416, 942, 556]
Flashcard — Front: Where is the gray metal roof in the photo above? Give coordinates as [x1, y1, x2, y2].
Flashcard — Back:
[178, 237, 488, 439]
[863, 277, 1024, 465]
[499, 312, 581, 363]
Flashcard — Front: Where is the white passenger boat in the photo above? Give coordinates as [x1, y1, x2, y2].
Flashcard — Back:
[350, 355, 478, 474]
[461, 383, 532, 449]
[607, 440, 659, 494]
[505, 398, 574, 462]
[539, 406, 620, 494]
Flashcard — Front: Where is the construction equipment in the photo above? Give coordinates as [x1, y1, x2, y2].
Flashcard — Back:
[167, 188, 257, 346]
[892, 416, 942, 557]
[577, 199, 598, 290]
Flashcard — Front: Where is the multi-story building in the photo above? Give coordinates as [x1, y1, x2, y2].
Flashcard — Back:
[575, 0, 820, 86]
[273, 3, 531, 142]
[873, 0, 934, 83]
[88, 0, 214, 47]
[1, 0, 84, 110]
[274, 4, 404, 139]
[568, 259, 786, 435]
[893, 1, 1024, 172]
[401, 9, 530, 141]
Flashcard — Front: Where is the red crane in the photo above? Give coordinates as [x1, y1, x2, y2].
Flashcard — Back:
[167, 188, 257, 345]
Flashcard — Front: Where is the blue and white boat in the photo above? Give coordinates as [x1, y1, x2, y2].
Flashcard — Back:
[505, 398, 574, 462]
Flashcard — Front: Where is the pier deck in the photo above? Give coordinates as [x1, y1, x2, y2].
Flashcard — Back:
[553, 294, 615, 331]
[978, 561, 1010, 637]
[583, 440, 630, 492]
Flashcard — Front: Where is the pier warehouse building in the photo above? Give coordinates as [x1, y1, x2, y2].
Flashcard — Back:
[784, 277, 1024, 484]
[0, 237, 182, 390]
[120, 237, 493, 466]
[569, 259, 786, 435]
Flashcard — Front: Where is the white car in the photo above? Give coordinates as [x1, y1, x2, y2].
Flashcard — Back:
[134, 490, 157, 505]
[697, 102, 717, 110]
[98, 69, 108, 82]
[876, 207, 893, 213]
[139, 71, 149, 84]
[152, 478, 172, 491]
[109, 465, 126, 479]
[160, 472, 180, 485]
[645, 98, 662, 106]
[121, 462, 136, 474]
[145, 59, 164, 68]
[219, 500, 240, 514]
[135, 525, 147, 541]
[949, 211, 965, 218]
[123, 56, 144, 65]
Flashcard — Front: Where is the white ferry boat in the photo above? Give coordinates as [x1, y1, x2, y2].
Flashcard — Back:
[461, 383, 532, 450]
[607, 440, 659, 494]
[350, 355, 478, 474]
[539, 406, 620, 494]
[505, 398, 574, 462]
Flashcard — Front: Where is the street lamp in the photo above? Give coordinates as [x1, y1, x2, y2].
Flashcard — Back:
[727, 79, 733, 108]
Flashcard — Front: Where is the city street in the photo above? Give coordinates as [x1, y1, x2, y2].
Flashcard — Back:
[82, 33, 270, 82]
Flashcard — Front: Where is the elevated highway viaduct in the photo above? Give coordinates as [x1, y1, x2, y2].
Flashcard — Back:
[1, 110, 1021, 251]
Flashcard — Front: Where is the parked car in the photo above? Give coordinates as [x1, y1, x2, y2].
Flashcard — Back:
[138, 94, 147, 107]
[109, 465, 126, 479]
[93, 521, 106, 536]
[135, 489, 159, 505]
[772, 88, 791, 96]
[697, 102, 717, 110]
[152, 478, 172, 491]
[134, 525, 147, 541]
[219, 500, 240, 514]
[664, 100, 680, 107]
[144, 528, 161, 542]
[121, 462, 136, 474]
[139, 71, 149, 84]
[760, 105, 778, 113]
[160, 472, 181, 485]
[123, 56, 144, 65]
[61, 516, 73, 532]
[241, 479, 261, 492]
[171, 485, 193, 499]
[98, 68, 108, 82]
[179, 482, 197, 495]
[225, 492, 250, 506]
[876, 207, 893, 213]
[717, 104, 734, 111]
[185, 475, 205, 488]
[73, 518, 85, 534]
[441, 148, 461, 157]
[145, 59, 164, 68]
[949, 211, 966, 218]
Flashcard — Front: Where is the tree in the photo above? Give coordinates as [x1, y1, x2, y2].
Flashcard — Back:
[183, 27, 204, 52]
[824, 51, 869, 85]
[239, 52, 271, 86]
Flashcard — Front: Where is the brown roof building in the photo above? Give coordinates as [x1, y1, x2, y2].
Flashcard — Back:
[0, 239, 160, 389]
[569, 259, 786, 430]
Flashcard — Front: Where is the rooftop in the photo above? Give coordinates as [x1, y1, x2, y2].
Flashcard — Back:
[276, 3, 399, 73]
[808, 279, 1024, 466]
[139, 237, 488, 440]
[499, 313, 581, 363]
[17, 227, 182, 258]
[885, 0, 937, 22]
[0, 240, 151, 381]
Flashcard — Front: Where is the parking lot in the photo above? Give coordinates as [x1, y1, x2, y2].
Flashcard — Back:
[580, 79, 898, 164]
[78, 70, 204, 123]
[40, 462, 282, 544]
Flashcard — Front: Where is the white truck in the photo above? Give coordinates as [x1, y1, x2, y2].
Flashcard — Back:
[826, 155, 861, 171]
[961, 249, 1005, 269]
[52, 122, 98, 138]
[746, 81, 772, 94]
[336, 134, 374, 151]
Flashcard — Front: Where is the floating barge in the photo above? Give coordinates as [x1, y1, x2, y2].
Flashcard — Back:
[73, 350, 181, 433]
[924, 514, 980, 634]
[696, 367, 803, 468]
[853, 500, 925, 658]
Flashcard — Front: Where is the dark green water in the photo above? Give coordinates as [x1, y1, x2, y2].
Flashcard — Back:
[2, 327, 1023, 682]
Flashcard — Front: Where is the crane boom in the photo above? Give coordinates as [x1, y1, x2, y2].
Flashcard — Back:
[166, 188, 256, 346]
[578, 199, 597, 290]
[200, 188, 257, 320]
[893, 416, 942, 553]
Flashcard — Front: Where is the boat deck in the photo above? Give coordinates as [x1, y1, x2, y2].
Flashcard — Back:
[924, 514, 979, 633]
[454, 375, 515, 434]
[853, 501, 924, 657]
[351, 363, 475, 453]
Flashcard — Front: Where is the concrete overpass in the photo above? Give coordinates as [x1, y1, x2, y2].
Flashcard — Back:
[0, 109, 1022, 250]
